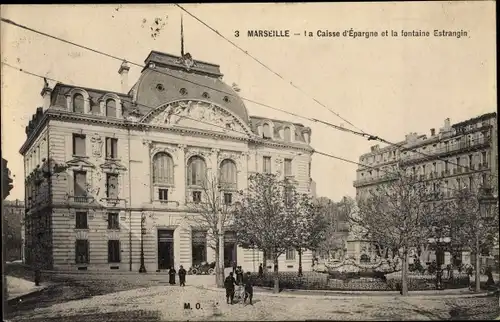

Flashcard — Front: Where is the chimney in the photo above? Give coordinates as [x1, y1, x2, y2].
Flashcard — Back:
[118, 61, 130, 93]
[430, 128, 436, 136]
[40, 84, 52, 111]
[444, 118, 451, 130]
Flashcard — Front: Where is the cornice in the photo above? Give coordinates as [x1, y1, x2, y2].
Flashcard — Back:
[20, 110, 315, 155]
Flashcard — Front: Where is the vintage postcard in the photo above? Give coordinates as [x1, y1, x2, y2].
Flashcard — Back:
[1, 2, 498, 321]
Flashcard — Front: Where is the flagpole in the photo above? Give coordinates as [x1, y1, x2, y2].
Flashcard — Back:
[180, 14, 184, 57]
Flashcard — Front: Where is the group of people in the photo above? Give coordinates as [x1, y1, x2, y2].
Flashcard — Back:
[168, 265, 187, 286]
[224, 270, 254, 305]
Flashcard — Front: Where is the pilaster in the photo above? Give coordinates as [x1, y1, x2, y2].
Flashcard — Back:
[177, 144, 186, 205]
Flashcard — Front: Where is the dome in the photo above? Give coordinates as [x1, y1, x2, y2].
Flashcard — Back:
[132, 51, 249, 123]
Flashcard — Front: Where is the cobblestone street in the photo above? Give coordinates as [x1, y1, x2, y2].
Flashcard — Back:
[5, 264, 500, 321]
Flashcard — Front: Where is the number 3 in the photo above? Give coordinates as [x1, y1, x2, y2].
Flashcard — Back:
[234, 30, 240, 37]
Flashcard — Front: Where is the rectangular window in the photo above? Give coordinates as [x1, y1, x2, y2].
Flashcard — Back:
[482, 151, 488, 165]
[106, 173, 119, 199]
[224, 193, 232, 205]
[107, 240, 120, 263]
[468, 177, 473, 190]
[105, 138, 118, 159]
[286, 249, 296, 261]
[469, 154, 473, 168]
[266, 250, 273, 260]
[75, 212, 88, 229]
[263, 156, 271, 173]
[75, 239, 89, 264]
[74, 171, 87, 198]
[482, 173, 487, 186]
[158, 188, 168, 201]
[192, 191, 201, 203]
[107, 213, 119, 230]
[285, 186, 293, 205]
[72, 134, 86, 156]
[284, 159, 292, 176]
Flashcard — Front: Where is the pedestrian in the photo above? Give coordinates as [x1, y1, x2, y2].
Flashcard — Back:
[467, 265, 474, 290]
[258, 263, 263, 278]
[243, 272, 254, 305]
[446, 264, 452, 279]
[232, 260, 237, 274]
[168, 266, 176, 285]
[178, 265, 187, 287]
[236, 266, 244, 285]
[224, 272, 237, 304]
[486, 266, 495, 287]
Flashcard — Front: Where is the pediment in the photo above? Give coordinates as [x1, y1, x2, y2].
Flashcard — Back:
[66, 157, 95, 170]
[141, 100, 254, 138]
[100, 159, 127, 172]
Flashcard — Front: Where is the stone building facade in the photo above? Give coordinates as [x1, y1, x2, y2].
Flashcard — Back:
[353, 113, 498, 265]
[20, 51, 315, 273]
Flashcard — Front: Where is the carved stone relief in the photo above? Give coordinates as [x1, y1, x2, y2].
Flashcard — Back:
[90, 134, 103, 158]
[275, 157, 284, 174]
[218, 151, 244, 170]
[150, 144, 180, 163]
[147, 100, 249, 135]
[185, 147, 212, 166]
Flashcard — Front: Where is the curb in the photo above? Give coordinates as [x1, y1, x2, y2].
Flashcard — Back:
[7, 284, 51, 305]
[195, 285, 494, 300]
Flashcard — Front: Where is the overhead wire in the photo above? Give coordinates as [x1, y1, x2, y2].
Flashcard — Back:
[1, 16, 495, 188]
[2, 61, 475, 195]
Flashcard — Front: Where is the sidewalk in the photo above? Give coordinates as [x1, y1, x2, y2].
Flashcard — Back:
[7, 276, 50, 303]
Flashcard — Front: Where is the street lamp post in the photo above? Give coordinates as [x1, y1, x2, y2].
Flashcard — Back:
[139, 212, 147, 273]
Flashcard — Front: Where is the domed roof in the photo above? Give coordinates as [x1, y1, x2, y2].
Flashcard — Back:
[132, 51, 249, 123]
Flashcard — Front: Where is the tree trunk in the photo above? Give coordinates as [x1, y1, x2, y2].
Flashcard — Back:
[262, 250, 267, 274]
[298, 248, 303, 277]
[273, 253, 279, 293]
[401, 248, 409, 296]
[475, 236, 481, 293]
[215, 240, 224, 288]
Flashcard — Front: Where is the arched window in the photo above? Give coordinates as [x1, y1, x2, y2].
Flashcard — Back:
[73, 94, 84, 113]
[263, 123, 271, 139]
[152, 152, 174, 184]
[283, 127, 291, 142]
[187, 156, 206, 187]
[220, 159, 237, 190]
[106, 99, 117, 117]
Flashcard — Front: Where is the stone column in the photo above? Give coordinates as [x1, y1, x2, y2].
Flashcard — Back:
[177, 145, 186, 205]
[142, 140, 153, 203]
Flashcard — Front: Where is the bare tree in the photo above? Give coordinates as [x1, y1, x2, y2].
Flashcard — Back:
[449, 187, 499, 292]
[288, 184, 326, 276]
[234, 173, 297, 293]
[350, 172, 438, 296]
[184, 173, 234, 288]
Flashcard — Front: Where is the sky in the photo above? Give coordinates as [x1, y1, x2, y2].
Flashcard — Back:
[0, 2, 496, 202]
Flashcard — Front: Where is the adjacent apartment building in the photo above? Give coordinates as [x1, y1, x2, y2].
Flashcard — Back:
[3, 199, 24, 262]
[20, 50, 315, 273]
[353, 112, 498, 265]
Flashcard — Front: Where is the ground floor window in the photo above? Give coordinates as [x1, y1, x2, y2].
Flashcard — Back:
[75, 239, 89, 264]
[286, 248, 296, 260]
[108, 240, 121, 263]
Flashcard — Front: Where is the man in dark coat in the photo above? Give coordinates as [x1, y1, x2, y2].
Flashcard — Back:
[243, 272, 254, 305]
[178, 265, 187, 286]
[168, 266, 176, 285]
[258, 263, 263, 277]
[224, 272, 237, 304]
[236, 266, 244, 285]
